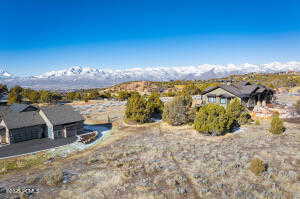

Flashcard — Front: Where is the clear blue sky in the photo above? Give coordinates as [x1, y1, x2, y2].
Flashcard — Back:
[1, 0, 300, 76]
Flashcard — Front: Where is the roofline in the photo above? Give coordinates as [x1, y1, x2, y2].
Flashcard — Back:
[202, 86, 243, 98]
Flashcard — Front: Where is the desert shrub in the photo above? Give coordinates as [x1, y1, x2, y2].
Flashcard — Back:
[41, 167, 64, 186]
[162, 94, 193, 126]
[182, 84, 201, 95]
[117, 91, 138, 101]
[194, 104, 232, 136]
[125, 93, 150, 123]
[295, 100, 300, 115]
[249, 158, 267, 176]
[226, 98, 251, 128]
[269, 114, 285, 134]
[8, 85, 23, 104]
[255, 119, 261, 125]
[146, 92, 164, 117]
[161, 91, 176, 97]
[238, 111, 252, 125]
[87, 153, 99, 164]
[66, 92, 77, 101]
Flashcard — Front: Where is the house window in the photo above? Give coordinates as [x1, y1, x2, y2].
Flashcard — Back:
[54, 130, 63, 138]
[220, 98, 227, 104]
[208, 97, 216, 103]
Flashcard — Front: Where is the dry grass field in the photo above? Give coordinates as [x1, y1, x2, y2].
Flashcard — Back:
[0, 118, 299, 199]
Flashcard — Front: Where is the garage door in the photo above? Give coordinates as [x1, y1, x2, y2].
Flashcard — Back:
[11, 127, 43, 143]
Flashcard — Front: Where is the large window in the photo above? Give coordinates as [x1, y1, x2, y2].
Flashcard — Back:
[220, 98, 227, 104]
[208, 97, 216, 103]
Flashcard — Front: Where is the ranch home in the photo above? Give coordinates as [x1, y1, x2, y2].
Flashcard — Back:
[201, 82, 274, 108]
[0, 104, 84, 144]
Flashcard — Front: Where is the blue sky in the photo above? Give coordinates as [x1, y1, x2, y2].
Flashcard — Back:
[0, 0, 299, 76]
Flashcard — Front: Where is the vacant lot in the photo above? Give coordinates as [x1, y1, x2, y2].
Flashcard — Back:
[0, 118, 299, 199]
[68, 100, 126, 124]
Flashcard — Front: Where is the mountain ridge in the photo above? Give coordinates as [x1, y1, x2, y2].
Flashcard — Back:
[1, 61, 299, 89]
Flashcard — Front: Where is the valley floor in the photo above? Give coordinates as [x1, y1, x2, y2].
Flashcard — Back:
[0, 119, 299, 199]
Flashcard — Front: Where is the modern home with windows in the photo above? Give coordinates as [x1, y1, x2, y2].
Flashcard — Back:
[0, 104, 84, 144]
[201, 82, 274, 108]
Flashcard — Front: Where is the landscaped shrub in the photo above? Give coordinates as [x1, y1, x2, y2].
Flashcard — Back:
[162, 94, 193, 126]
[249, 158, 267, 176]
[41, 167, 64, 186]
[194, 104, 232, 136]
[125, 93, 150, 124]
[269, 114, 286, 134]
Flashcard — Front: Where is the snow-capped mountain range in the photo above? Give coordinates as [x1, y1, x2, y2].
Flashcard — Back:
[0, 61, 299, 90]
[0, 70, 13, 78]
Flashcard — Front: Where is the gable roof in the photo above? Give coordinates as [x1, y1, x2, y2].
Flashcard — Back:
[9, 103, 38, 112]
[202, 82, 271, 98]
[0, 104, 38, 117]
[2, 111, 45, 129]
[40, 105, 84, 126]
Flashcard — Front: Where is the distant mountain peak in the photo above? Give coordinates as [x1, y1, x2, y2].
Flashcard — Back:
[0, 70, 13, 78]
[0, 61, 299, 89]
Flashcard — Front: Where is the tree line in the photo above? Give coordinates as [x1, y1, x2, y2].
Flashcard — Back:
[125, 92, 286, 135]
[5, 86, 113, 104]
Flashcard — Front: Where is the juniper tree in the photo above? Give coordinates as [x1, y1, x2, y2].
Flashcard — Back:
[194, 103, 232, 136]
[125, 93, 150, 123]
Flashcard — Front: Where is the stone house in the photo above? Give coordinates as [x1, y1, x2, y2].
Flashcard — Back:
[0, 104, 84, 144]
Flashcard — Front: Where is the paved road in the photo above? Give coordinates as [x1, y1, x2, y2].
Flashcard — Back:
[0, 137, 77, 159]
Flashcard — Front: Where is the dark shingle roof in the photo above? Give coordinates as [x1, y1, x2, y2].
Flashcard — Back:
[202, 82, 271, 98]
[2, 111, 45, 129]
[9, 104, 32, 112]
[40, 105, 84, 126]
[0, 104, 38, 117]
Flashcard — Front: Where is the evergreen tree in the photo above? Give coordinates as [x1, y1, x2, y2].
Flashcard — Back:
[146, 92, 164, 117]
[89, 90, 100, 99]
[75, 92, 82, 100]
[27, 90, 40, 103]
[40, 90, 52, 103]
[162, 94, 193, 126]
[226, 98, 251, 129]
[194, 103, 231, 136]
[8, 86, 23, 104]
[66, 92, 76, 101]
[125, 93, 150, 123]
[0, 84, 8, 94]
[182, 84, 201, 95]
